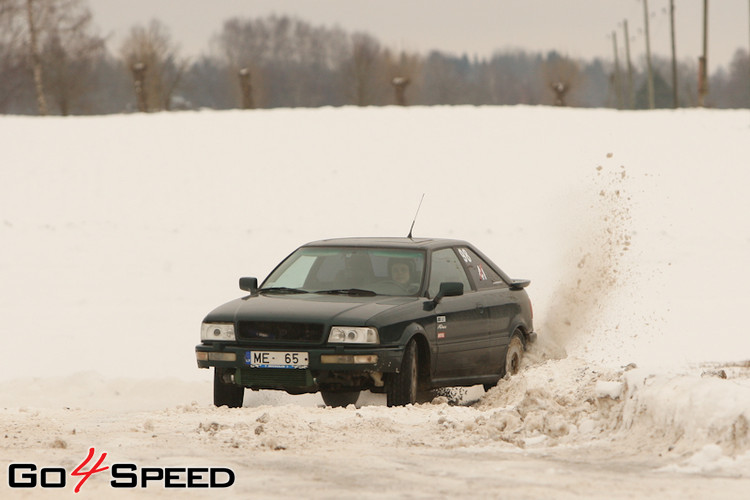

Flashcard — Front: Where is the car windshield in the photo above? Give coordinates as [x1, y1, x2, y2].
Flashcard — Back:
[261, 247, 426, 297]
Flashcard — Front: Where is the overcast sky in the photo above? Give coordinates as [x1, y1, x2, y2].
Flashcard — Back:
[89, 0, 749, 72]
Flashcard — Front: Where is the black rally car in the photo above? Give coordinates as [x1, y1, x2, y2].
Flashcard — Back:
[196, 237, 535, 407]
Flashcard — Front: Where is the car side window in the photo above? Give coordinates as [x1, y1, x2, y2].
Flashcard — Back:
[428, 248, 472, 298]
[457, 247, 508, 289]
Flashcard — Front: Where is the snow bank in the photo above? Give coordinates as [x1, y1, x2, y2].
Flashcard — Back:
[476, 357, 750, 461]
[622, 368, 750, 457]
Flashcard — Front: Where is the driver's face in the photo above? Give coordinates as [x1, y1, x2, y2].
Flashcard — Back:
[391, 263, 410, 284]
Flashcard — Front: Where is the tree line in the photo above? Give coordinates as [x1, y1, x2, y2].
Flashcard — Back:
[1, 0, 749, 115]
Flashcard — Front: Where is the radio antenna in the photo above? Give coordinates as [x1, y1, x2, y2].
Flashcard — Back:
[407, 193, 425, 239]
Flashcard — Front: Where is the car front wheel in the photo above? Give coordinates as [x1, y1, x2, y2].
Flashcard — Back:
[386, 339, 418, 407]
[213, 368, 244, 408]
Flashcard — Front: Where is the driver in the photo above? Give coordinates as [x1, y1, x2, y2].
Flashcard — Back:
[389, 259, 413, 285]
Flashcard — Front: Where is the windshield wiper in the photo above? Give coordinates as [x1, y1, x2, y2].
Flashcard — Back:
[259, 287, 309, 294]
[315, 288, 377, 297]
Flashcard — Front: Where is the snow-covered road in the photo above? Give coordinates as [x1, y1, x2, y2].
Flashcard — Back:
[2, 362, 749, 498]
[1, 106, 749, 497]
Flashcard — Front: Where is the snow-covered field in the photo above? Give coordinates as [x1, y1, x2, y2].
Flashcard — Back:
[1, 106, 749, 498]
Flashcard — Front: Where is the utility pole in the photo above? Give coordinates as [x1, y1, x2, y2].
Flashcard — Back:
[670, 0, 679, 108]
[612, 31, 623, 109]
[623, 19, 635, 109]
[25, 0, 48, 115]
[643, 0, 655, 109]
[698, 0, 709, 107]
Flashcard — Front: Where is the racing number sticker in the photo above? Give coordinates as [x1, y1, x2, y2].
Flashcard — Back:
[457, 248, 472, 263]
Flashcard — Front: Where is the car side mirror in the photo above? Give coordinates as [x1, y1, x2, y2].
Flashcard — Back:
[424, 281, 463, 310]
[239, 277, 258, 293]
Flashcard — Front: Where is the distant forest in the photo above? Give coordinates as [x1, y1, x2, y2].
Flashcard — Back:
[2, 0, 749, 115]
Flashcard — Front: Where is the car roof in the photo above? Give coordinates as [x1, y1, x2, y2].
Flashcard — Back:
[302, 237, 471, 250]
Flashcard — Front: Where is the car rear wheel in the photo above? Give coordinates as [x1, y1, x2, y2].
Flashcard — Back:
[484, 333, 525, 392]
[505, 333, 524, 376]
[213, 368, 244, 408]
[386, 339, 418, 407]
[320, 390, 360, 407]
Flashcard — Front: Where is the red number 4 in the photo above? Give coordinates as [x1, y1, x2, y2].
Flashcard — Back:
[70, 447, 109, 493]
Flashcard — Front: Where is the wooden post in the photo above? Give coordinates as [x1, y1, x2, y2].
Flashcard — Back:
[238, 68, 253, 109]
[391, 77, 410, 106]
[643, 0, 655, 109]
[670, 0, 679, 108]
[131, 62, 148, 113]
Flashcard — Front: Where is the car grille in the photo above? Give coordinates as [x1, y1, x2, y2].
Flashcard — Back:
[237, 321, 325, 343]
[235, 368, 314, 388]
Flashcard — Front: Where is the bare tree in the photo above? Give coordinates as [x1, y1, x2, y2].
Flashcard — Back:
[709, 49, 750, 108]
[391, 76, 409, 105]
[25, 0, 48, 114]
[0, 0, 29, 112]
[215, 15, 351, 108]
[1, 0, 104, 115]
[481, 51, 546, 105]
[344, 33, 387, 106]
[215, 17, 267, 106]
[419, 52, 469, 105]
[120, 20, 187, 111]
[541, 52, 581, 106]
[384, 50, 421, 105]
[39, 0, 105, 115]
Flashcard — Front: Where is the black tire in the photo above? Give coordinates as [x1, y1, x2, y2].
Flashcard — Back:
[386, 339, 418, 407]
[320, 390, 360, 407]
[213, 368, 244, 408]
[504, 334, 524, 377]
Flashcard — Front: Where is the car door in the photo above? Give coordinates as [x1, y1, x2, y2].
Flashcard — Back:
[457, 246, 517, 375]
[429, 248, 490, 380]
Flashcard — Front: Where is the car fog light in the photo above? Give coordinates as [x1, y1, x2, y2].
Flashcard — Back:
[196, 352, 208, 361]
[321, 354, 378, 364]
[354, 355, 378, 364]
[208, 352, 237, 362]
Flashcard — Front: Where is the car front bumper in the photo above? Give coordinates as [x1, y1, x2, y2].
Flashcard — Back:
[195, 342, 404, 373]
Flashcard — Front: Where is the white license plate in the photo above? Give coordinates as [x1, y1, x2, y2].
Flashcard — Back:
[244, 351, 309, 369]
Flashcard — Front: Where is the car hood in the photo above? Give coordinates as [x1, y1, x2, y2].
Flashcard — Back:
[203, 293, 418, 327]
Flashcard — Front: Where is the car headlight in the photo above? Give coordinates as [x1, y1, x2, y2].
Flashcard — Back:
[328, 326, 379, 344]
[201, 322, 236, 341]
